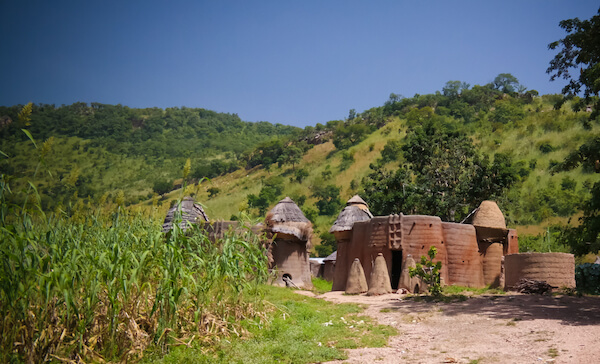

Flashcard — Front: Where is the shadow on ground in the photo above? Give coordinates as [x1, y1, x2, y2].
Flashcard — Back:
[379, 294, 600, 326]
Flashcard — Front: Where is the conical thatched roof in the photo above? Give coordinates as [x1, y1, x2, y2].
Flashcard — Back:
[324, 251, 337, 262]
[330, 195, 372, 233]
[266, 197, 312, 241]
[472, 200, 506, 229]
[347, 195, 371, 212]
[267, 197, 309, 223]
[162, 196, 209, 232]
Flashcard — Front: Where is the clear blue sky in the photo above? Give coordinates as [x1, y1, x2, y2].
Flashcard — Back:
[1, 1, 598, 127]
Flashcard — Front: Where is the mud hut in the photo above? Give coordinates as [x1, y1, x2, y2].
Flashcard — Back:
[331, 200, 518, 292]
[266, 197, 313, 289]
[162, 196, 209, 233]
[330, 195, 373, 290]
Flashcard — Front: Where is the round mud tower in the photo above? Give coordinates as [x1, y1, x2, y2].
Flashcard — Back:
[345, 258, 368, 294]
[442, 223, 484, 287]
[480, 242, 503, 287]
[367, 253, 393, 296]
[504, 253, 575, 289]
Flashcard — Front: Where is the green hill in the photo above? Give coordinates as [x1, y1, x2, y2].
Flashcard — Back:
[2, 77, 599, 257]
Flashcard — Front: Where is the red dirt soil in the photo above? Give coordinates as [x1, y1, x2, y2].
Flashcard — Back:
[306, 291, 600, 364]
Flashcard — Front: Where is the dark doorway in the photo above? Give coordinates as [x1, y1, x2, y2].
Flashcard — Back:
[391, 250, 402, 289]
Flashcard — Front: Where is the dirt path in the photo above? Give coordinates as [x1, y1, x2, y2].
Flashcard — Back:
[310, 291, 600, 364]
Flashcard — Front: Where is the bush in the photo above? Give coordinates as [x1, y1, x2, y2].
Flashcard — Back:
[153, 179, 172, 196]
[409, 246, 442, 296]
[576, 263, 600, 295]
[538, 141, 555, 154]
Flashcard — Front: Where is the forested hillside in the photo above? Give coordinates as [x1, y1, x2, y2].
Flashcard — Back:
[2, 75, 599, 258]
[0, 103, 299, 209]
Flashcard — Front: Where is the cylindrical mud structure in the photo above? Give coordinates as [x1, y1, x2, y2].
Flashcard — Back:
[504, 253, 575, 290]
[400, 215, 449, 283]
[442, 222, 485, 287]
[479, 242, 504, 287]
[506, 229, 519, 255]
[331, 231, 351, 291]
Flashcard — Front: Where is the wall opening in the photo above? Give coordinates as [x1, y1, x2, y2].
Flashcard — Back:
[391, 250, 403, 289]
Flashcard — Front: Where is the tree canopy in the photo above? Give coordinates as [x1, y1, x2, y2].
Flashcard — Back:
[547, 7, 600, 117]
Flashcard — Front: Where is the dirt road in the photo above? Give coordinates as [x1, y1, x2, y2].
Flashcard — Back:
[316, 291, 600, 364]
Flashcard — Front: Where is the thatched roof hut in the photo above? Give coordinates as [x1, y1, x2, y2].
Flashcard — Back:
[266, 197, 312, 242]
[329, 195, 373, 233]
[162, 196, 209, 232]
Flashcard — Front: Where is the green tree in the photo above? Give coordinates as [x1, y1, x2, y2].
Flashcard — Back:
[277, 145, 303, 170]
[547, 8, 600, 118]
[492, 73, 521, 94]
[315, 232, 336, 257]
[332, 123, 370, 149]
[153, 180, 172, 196]
[312, 184, 343, 216]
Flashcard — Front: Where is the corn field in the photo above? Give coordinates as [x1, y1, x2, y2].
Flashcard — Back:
[0, 175, 270, 363]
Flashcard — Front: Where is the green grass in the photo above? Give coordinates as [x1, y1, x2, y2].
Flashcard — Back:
[312, 277, 333, 294]
[442, 285, 506, 296]
[145, 285, 397, 364]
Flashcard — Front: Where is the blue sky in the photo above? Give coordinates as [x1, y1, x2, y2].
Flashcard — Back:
[0, 1, 598, 127]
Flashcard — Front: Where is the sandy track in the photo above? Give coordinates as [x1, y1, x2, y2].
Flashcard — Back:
[309, 291, 600, 364]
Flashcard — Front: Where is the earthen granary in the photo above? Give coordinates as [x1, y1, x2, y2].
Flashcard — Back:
[265, 197, 313, 289]
[331, 197, 519, 292]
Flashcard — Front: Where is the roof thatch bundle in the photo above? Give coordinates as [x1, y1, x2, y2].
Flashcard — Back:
[162, 196, 209, 233]
[329, 195, 373, 233]
[346, 195, 371, 213]
[472, 200, 506, 229]
[266, 197, 312, 242]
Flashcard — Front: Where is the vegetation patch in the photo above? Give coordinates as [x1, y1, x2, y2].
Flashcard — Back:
[145, 285, 396, 364]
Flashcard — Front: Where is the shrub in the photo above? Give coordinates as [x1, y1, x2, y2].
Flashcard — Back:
[576, 263, 600, 295]
[409, 246, 442, 296]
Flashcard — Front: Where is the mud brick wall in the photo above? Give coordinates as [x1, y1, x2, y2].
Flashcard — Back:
[400, 215, 449, 282]
[504, 253, 575, 289]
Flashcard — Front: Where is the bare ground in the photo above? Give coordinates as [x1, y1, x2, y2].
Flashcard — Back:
[303, 291, 600, 364]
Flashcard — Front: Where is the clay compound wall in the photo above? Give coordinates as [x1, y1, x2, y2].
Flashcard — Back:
[400, 215, 449, 282]
[504, 253, 575, 289]
[323, 261, 335, 282]
[442, 222, 484, 287]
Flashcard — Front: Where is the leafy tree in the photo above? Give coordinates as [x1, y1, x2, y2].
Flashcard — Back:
[247, 177, 284, 215]
[547, 8, 600, 118]
[315, 231, 337, 257]
[332, 123, 370, 149]
[277, 145, 303, 170]
[492, 73, 521, 94]
[362, 114, 518, 221]
[294, 168, 309, 183]
[312, 184, 343, 216]
[489, 99, 526, 124]
[379, 139, 402, 164]
[153, 180, 172, 196]
[442, 80, 469, 98]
